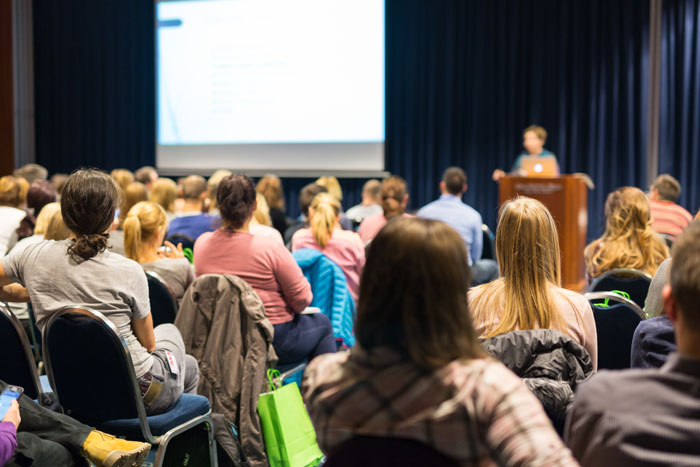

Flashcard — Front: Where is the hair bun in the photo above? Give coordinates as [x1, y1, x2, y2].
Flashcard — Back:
[68, 233, 109, 261]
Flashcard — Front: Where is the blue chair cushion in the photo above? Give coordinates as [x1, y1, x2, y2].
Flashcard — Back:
[98, 394, 211, 438]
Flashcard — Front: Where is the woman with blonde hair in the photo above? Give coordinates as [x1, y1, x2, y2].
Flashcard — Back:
[303, 217, 576, 465]
[249, 193, 284, 244]
[0, 176, 29, 255]
[469, 197, 597, 368]
[585, 186, 669, 279]
[110, 168, 134, 192]
[206, 169, 232, 215]
[292, 192, 365, 302]
[357, 175, 411, 243]
[256, 174, 288, 234]
[123, 201, 194, 302]
[151, 178, 179, 220]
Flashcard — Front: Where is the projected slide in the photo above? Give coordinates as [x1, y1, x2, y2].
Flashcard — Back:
[157, 0, 385, 157]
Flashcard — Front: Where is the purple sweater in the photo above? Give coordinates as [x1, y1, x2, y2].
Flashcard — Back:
[0, 421, 17, 465]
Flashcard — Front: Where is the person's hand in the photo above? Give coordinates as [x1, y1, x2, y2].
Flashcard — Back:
[162, 241, 184, 259]
[2, 401, 20, 430]
[492, 169, 506, 181]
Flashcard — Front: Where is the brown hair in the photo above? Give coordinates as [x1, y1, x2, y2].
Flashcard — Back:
[442, 167, 467, 195]
[651, 174, 682, 203]
[381, 175, 408, 219]
[119, 182, 149, 223]
[362, 179, 381, 202]
[585, 187, 669, 277]
[134, 166, 158, 186]
[218, 174, 257, 229]
[0, 176, 23, 207]
[16, 180, 58, 240]
[524, 125, 547, 143]
[470, 197, 573, 338]
[181, 175, 207, 201]
[669, 220, 700, 328]
[357, 217, 483, 370]
[256, 175, 285, 210]
[150, 178, 178, 213]
[299, 183, 327, 217]
[123, 201, 168, 263]
[62, 169, 120, 261]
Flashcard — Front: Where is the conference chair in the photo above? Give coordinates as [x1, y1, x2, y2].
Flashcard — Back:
[146, 271, 179, 326]
[481, 224, 496, 261]
[587, 268, 652, 309]
[165, 234, 195, 263]
[43, 308, 217, 467]
[0, 303, 52, 404]
[323, 436, 459, 467]
[585, 292, 645, 370]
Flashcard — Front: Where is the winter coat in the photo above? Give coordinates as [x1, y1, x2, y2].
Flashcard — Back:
[175, 273, 277, 467]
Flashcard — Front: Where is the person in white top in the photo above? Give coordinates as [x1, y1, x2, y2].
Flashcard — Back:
[469, 197, 598, 369]
[0, 176, 29, 256]
[249, 193, 284, 244]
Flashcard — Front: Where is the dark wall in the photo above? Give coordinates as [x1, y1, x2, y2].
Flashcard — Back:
[34, 1, 697, 235]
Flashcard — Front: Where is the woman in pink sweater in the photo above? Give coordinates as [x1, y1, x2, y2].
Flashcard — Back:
[194, 174, 336, 365]
[291, 193, 365, 303]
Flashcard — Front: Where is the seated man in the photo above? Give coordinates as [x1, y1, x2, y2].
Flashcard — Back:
[565, 219, 700, 466]
[167, 175, 219, 241]
[417, 167, 497, 285]
[345, 179, 382, 225]
[0, 379, 150, 466]
[648, 174, 693, 241]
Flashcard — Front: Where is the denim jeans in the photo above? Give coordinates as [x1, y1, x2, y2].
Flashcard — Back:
[273, 313, 337, 366]
[138, 324, 200, 415]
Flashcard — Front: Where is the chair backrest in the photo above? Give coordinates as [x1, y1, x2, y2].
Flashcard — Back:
[481, 224, 496, 260]
[166, 233, 195, 252]
[586, 293, 644, 370]
[588, 268, 652, 309]
[43, 308, 150, 429]
[146, 271, 178, 326]
[0, 303, 43, 400]
[323, 436, 459, 467]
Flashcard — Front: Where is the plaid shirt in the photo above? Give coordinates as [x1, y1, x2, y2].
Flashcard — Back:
[303, 347, 577, 466]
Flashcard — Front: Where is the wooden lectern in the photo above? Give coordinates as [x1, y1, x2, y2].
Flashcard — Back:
[498, 175, 588, 292]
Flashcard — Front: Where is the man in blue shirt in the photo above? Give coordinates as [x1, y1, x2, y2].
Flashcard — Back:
[167, 175, 219, 241]
[418, 167, 498, 285]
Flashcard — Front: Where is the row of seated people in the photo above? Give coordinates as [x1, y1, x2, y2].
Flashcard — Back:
[0, 165, 699, 465]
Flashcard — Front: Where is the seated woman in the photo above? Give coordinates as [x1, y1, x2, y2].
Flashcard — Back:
[357, 175, 411, 244]
[469, 197, 598, 369]
[291, 192, 365, 302]
[109, 181, 149, 256]
[249, 193, 284, 244]
[0, 169, 199, 416]
[302, 217, 576, 465]
[9, 202, 61, 254]
[0, 176, 29, 256]
[150, 177, 179, 221]
[585, 186, 669, 280]
[194, 174, 336, 365]
[15, 180, 57, 242]
[256, 174, 289, 235]
[123, 201, 195, 303]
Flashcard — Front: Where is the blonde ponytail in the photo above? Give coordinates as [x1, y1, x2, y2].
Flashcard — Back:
[310, 193, 340, 248]
[123, 214, 143, 262]
[122, 201, 168, 263]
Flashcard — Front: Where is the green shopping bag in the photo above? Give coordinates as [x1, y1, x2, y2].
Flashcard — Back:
[257, 369, 324, 467]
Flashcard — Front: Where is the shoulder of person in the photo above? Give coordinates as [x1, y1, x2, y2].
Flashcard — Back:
[573, 369, 655, 411]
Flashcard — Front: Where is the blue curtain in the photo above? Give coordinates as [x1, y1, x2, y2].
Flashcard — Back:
[386, 0, 650, 237]
[659, 0, 700, 216]
[33, 0, 155, 174]
[34, 0, 654, 234]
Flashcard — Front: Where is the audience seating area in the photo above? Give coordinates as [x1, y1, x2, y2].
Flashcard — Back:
[0, 164, 698, 467]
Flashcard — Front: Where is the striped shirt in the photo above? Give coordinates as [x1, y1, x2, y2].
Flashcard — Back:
[303, 347, 577, 466]
[649, 200, 693, 240]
